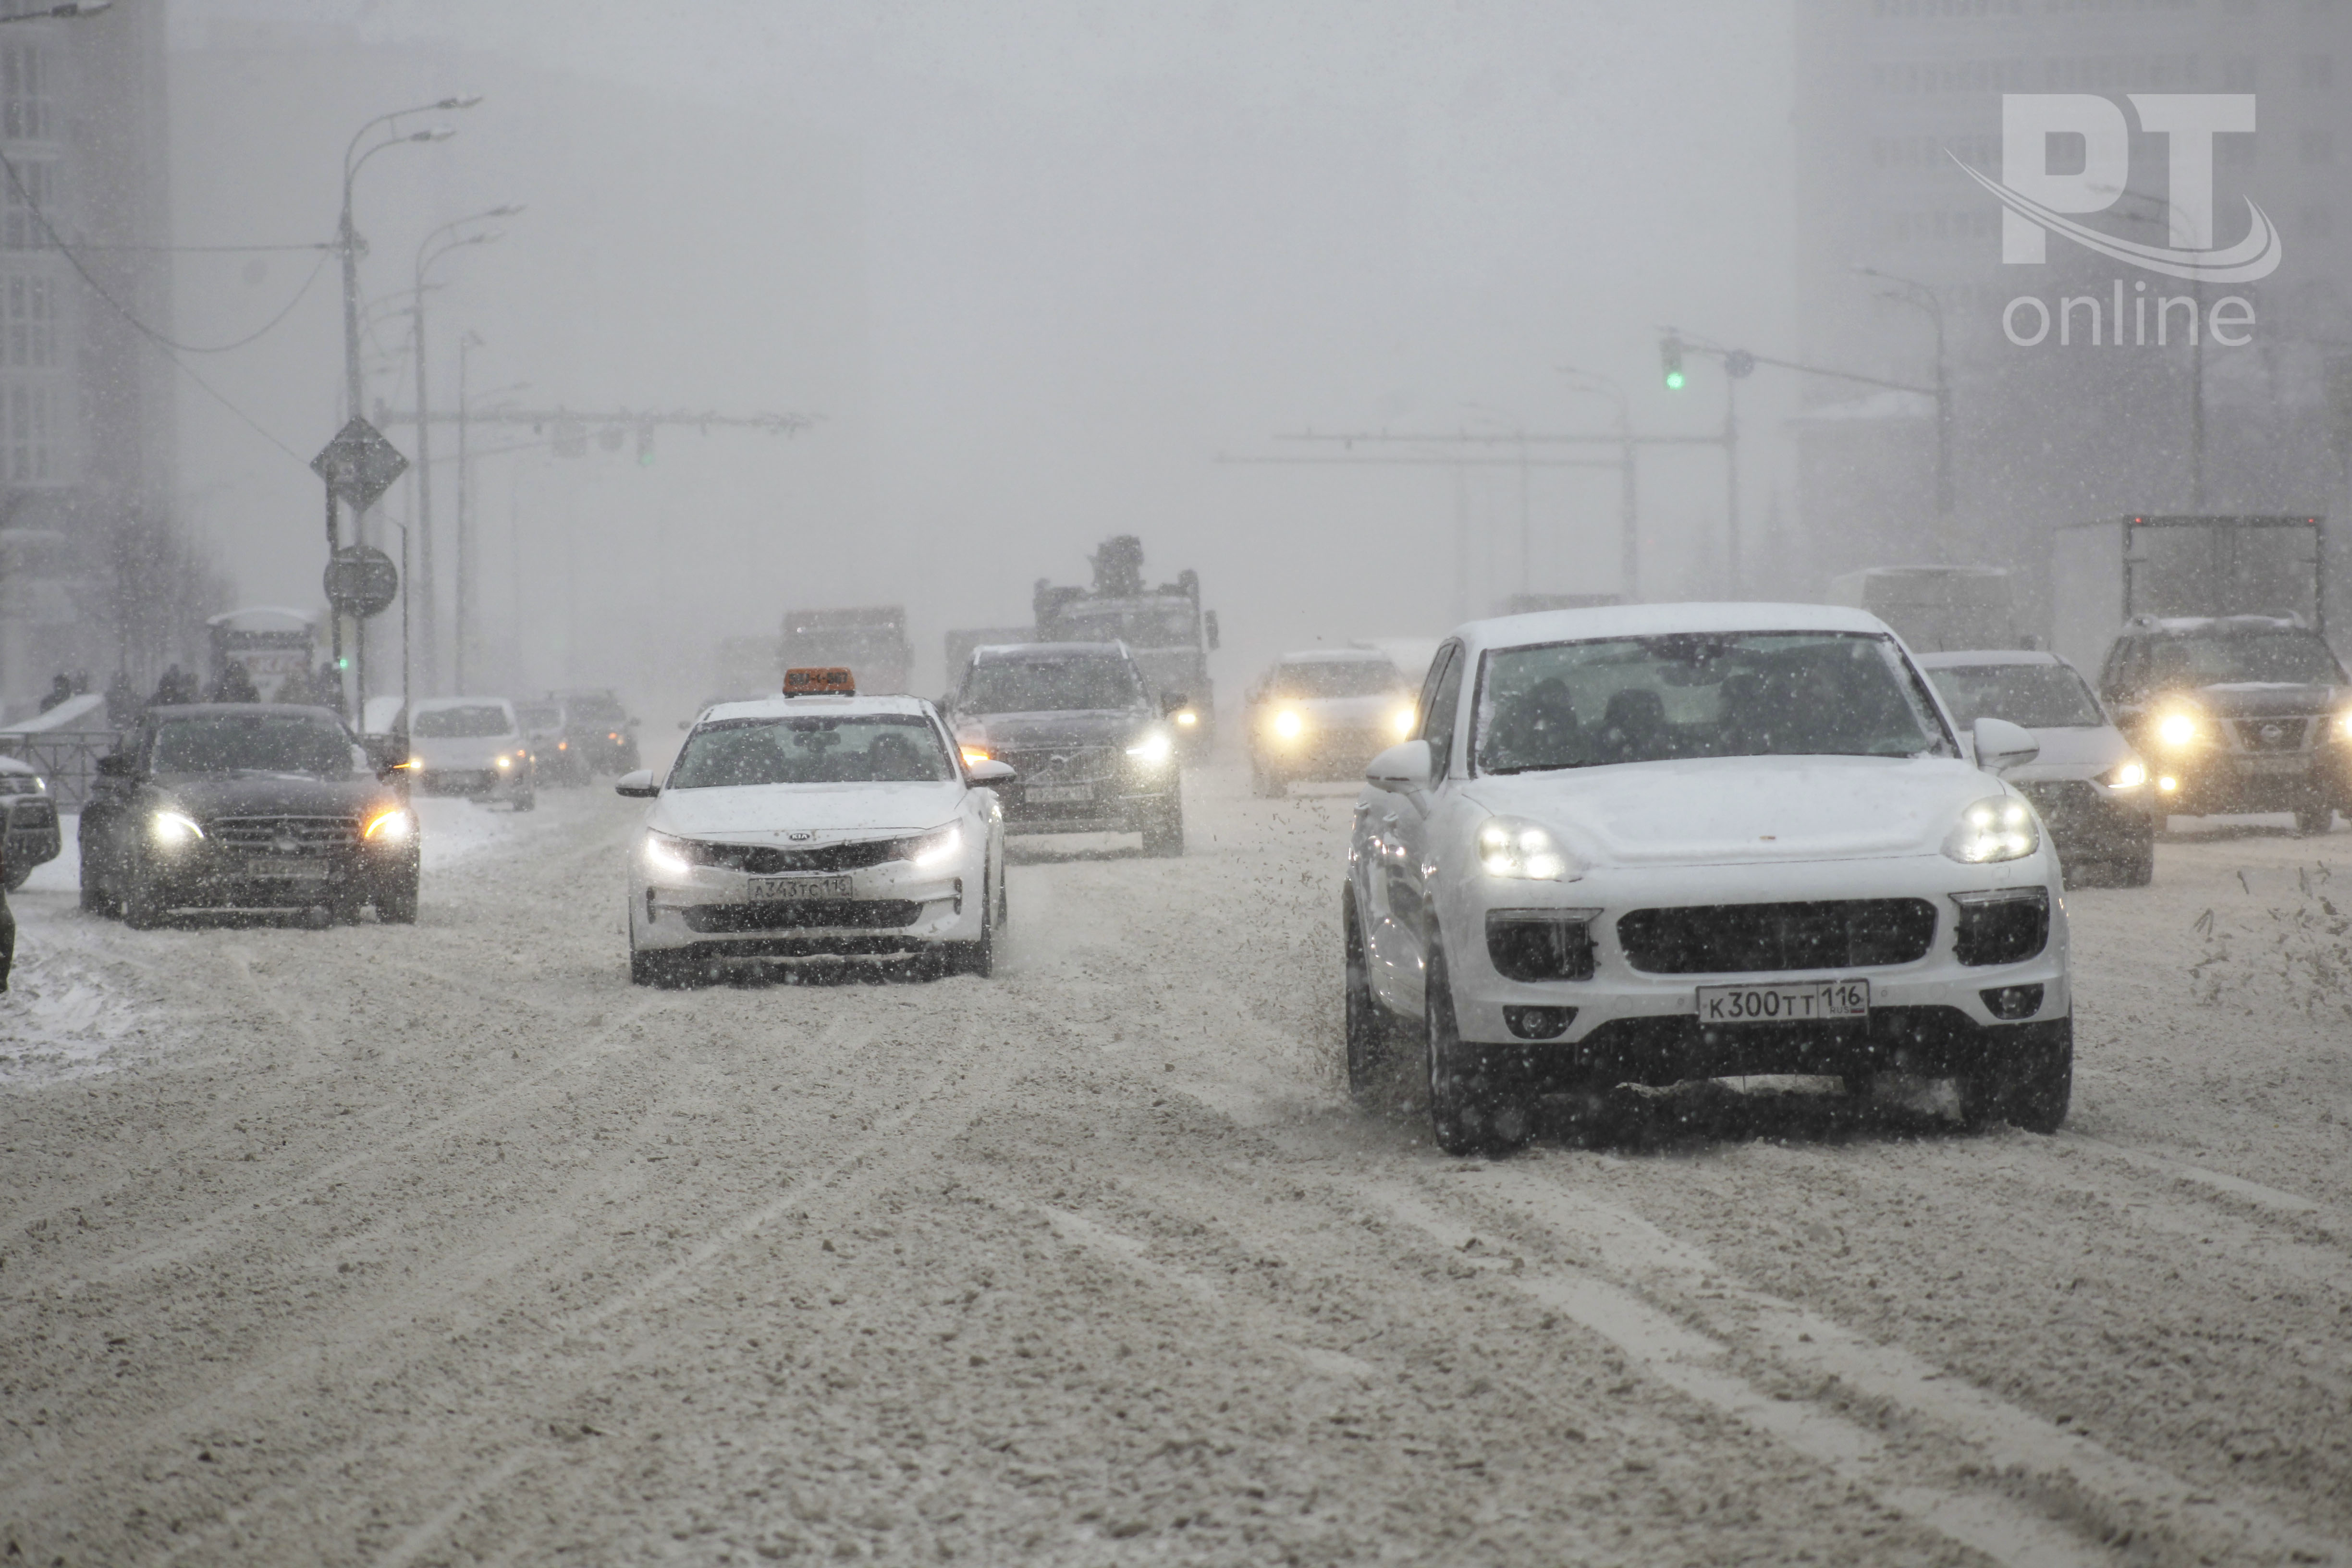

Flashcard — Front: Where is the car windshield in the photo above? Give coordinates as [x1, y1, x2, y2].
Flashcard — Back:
[567, 695, 626, 723]
[961, 657, 1143, 713]
[412, 704, 514, 738]
[1052, 605, 1196, 648]
[2150, 631, 2345, 686]
[1474, 631, 1954, 773]
[1927, 664, 2106, 729]
[669, 714, 954, 787]
[514, 703, 562, 731]
[1265, 660, 1403, 699]
[150, 714, 354, 776]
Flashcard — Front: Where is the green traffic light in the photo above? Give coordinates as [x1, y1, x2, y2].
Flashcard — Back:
[1664, 369, 1685, 391]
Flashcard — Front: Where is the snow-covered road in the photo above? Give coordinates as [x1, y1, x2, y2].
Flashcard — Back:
[3, 768, 2349, 1565]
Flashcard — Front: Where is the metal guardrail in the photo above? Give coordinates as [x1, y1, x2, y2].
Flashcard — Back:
[0, 729, 119, 812]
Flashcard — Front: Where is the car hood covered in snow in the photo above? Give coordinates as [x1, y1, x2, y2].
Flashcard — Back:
[652, 780, 966, 842]
[1463, 754, 1999, 869]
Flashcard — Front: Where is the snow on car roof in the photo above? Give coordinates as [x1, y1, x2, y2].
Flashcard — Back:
[1273, 648, 1395, 665]
[969, 641, 1127, 661]
[1913, 649, 2063, 668]
[701, 693, 934, 722]
[411, 695, 516, 712]
[1460, 600, 1894, 649]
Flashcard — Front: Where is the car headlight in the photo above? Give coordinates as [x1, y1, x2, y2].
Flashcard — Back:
[2338, 709, 2352, 741]
[641, 830, 694, 881]
[1126, 729, 1175, 768]
[895, 823, 963, 868]
[2099, 759, 2148, 790]
[1173, 709, 1199, 728]
[1943, 795, 2039, 864]
[1271, 709, 1305, 742]
[1475, 816, 1577, 881]
[363, 807, 415, 843]
[494, 754, 513, 770]
[1390, 704, 1417, 739]
[149, 809, 204, 847]
[2155, 710, 2205, 748]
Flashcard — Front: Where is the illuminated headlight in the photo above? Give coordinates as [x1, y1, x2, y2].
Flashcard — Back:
[1390, 705, 1417, 740]
[2157, 774, 2179, 793]
[895, 823, 963, 869]
[1476, 816, 1576, 881]
[148, 809, 204, 847]
[2338, 709, 2352, 741]
[1943, 795, 2038, 864]
[2099, 759, 2148, 790]
[363, 807, 416, 843]
[1271, 709, 1305, 742]
[641, 830, 693, 881]
[1126, 729, 1175, 768]
[1173, 709, 1199, 728]
[2155, 710, 2204, 748]
[494, 754, 513, 770]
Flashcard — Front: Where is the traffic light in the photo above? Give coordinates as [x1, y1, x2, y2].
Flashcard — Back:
[1661, 337, 1685, 392]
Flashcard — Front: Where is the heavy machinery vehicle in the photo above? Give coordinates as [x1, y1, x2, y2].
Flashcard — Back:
[1034, 536, 1218, 754]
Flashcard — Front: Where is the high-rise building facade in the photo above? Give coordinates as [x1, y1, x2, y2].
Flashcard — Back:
[1792, 0, 2352, 632]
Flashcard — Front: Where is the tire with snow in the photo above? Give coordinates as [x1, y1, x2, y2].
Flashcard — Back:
[1140, 799, 1184, 857]
[1958, 1020, 2072, 1134]
[946, 870, 995, 978]
[120, 864, 166, 931]
[1250, 756, 1286, 799]
[1422, 939, 1529, 1157]
[2116, 844, 2155, 886]
[376, 870, 419, 925]
[2295, 804, 2334, 837]
[1343, 890, 1395, 1102]
[629, 943, 693, 988]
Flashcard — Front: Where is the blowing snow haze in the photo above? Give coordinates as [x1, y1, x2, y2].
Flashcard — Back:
[9, 5, 2352, 1567]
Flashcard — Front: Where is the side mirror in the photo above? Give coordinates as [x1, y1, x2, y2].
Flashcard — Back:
[360, 736, 406, 775]
[95, 753, 133, 778]
[1204, 611, 1220, 651]
[613, 768, 660, 798]
[966, 759, 1017, 786]
[1365, 739, 1433, 792]
[1973, 717, 2040, 772]
[1160, 691, 1190, 717]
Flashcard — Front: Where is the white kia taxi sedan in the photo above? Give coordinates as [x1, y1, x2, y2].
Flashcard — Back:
[617, 687, 1013, 984]
[1346, 603, 2070, 1155]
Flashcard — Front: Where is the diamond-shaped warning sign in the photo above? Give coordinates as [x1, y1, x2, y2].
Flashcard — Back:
[310, 416, 410, 514]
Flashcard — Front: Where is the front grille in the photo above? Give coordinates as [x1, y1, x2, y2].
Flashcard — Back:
[1616, 899, 1937, 975]
[683, 899, 924, 933]
[998, 745, 1122, 784]
[208, 815, 361, 854]
[687, 837, 896, 875]
[2235, 717, 2313, 752]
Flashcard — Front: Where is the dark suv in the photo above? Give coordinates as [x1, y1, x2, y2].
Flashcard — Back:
[556, 689, 641, 776]
[944, 642, 1186, 855]
[80, 705, 419, 927]
[2096, 615, 2352, 834]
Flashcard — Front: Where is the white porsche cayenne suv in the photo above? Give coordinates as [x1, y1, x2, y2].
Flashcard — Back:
[1345, 602, 2070, 1155]
[618, 691, 1013, 984]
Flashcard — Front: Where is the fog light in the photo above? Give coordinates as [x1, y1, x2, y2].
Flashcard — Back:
[1980, 984, 2044, 1021]
[1503, 1005, 1577, 1041]
[2157, 774, 2179, 793]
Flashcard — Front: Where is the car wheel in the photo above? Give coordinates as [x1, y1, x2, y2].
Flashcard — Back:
[514, 788, 538, 813]
[1140, 800, 1185, 857]
[78, 857, 111, 914]
[947, 871, 996, 978]
[1343, 890, 1395, 1102]
[629, 942, 693, 988]
[993, 860, 1009, 932]
[121, 864, 166, 930]
[1250, 757, 1286, 798]
[1958, 1022, 2072, 1134]
[376, 872, 419, 925]
[2117, 843, 2155, 886]
[4, 860, 30, 893]
[2295, 804, 2334, 836]
[1423, 941, 1529, 1156]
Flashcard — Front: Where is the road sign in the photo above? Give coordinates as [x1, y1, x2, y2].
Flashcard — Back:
[324, 544, 399, 619]
[310, 417, 410, 514]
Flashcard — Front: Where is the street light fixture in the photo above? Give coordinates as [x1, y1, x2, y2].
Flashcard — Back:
[1853, 264, 1954, 519]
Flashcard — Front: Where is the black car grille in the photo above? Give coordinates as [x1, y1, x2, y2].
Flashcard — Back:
[1616, 899, 1938, 975]
[683, 900, 923, 933]
[998, 745, 1122, 784]
[208, 815, 361, 854]
[2234, 717, 2313, 752]
[686, 837, 897, 875]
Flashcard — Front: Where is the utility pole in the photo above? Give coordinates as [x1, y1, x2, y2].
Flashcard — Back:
[1853, 267, 1954, 519]
[456, 331, 476, 694]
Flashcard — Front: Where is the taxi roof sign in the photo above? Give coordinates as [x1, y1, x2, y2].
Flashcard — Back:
[783, 666, 856, 696]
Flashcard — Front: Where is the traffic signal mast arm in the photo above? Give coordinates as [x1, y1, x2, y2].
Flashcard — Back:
[1659, 334, 1934, 398]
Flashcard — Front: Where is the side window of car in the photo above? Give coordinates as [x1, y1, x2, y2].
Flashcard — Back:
[1420, 645, 1467, 779]
[2101, 638, 2141, 703]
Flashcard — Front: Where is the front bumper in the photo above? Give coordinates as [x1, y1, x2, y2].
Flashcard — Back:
[1255, 728, 1394, 782]
[2013, 777, 2155, 866]
[631, 854, 985, 956]
[142, 846, 413, 911]
[2148, 743, 2352, 816]
[1439, 853, 2070, 1071]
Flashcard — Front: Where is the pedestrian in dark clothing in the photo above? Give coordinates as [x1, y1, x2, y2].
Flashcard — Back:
[37, 674, 71, 713]
[103, 671, 138, 728]
[151, 665, 195, 707]
[210, 661, 260, 704]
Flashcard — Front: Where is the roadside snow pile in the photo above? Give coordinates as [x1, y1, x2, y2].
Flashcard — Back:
[2189, 862, 2352, 1024]
[0, 940, 154, 1086]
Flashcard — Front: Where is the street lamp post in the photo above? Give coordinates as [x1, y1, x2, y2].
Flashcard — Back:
[410, 207, 518, 696]
[1855, 265, 1953, 519]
